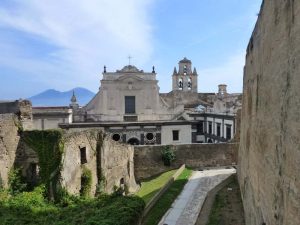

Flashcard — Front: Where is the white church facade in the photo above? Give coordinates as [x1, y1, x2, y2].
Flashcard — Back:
[32, 58, 242, 145]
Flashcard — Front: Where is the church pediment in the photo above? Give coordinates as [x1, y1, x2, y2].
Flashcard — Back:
[116, 75, 145, 82]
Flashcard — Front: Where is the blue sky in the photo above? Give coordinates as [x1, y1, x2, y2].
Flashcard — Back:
[0, 0, 262, 100]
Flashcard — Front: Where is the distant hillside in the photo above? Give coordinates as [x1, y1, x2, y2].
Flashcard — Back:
[28, 87, 95, 106]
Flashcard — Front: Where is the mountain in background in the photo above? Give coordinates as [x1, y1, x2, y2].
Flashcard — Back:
[28, 87, 95, 106]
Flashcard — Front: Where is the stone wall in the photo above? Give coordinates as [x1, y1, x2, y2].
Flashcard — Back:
[238, 1, 300, 225]
[61, 130, 138, 195]
[0, 114, 20, 188]
[134, 143, 237, 180]
[0, 100, 33, 130]
[101, 135, 138, 193]
[0, 115, 137, 195]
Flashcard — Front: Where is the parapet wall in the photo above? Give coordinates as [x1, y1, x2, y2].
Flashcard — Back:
[134, 143, 237, 180]
[238, 1, 300, 225]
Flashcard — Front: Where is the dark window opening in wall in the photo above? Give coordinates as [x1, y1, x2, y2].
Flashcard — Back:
[217, 123, 221, 137]
[208, 122, 212, 134]
[125, 96, 135, 114]
[197, 122, 204, 133]
[226, 125, 232, 140]
[146, 133, 154, 141]
[27, 163, 39, 188]
[80, 147, 87, 164]
[127, 138, 140, 145]
[112, 133, 121, 142]
[172, 130, 179, 141]
[120, 178, 125, 185]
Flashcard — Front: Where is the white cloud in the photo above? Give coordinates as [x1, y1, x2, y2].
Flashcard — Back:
[0, 0, 155, 91]
[199, 51, 246, 93]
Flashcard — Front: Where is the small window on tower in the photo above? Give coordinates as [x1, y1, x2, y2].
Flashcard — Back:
[178, 78, 183, 89]
[187, 77, 192, 89]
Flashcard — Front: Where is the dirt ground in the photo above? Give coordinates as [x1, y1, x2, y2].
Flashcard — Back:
[206, 175, 245, 225]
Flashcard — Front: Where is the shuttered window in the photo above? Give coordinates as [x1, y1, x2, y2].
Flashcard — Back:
[125, 96, 135, 114]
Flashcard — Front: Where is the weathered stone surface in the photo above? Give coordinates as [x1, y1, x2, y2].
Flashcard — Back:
[0, 114, 20, 188]
[238, 1, 300, 225]
[0, 111, 138, 195]
[134, 143, 238, 180]
[61, 130, 138, 195]
[0, 100, 33, 130]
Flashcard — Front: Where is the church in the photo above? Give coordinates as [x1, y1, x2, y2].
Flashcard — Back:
[32, 58, 242, 145]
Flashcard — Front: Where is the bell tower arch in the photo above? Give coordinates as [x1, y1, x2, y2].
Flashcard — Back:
[172, 57, 198, 93]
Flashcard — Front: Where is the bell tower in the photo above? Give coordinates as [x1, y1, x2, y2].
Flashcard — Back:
[172, 57, 198, 93]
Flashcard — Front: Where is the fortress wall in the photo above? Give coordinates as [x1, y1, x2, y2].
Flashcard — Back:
[238, 1, 300, 224]
[134, 143, 238, 180]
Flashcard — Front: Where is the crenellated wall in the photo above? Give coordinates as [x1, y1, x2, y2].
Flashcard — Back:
[238, 1, 300, 225]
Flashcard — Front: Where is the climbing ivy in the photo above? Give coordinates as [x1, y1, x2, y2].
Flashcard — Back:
[96, 131, 106, 195]
[8, 167, 27, 195]
[22, 130, 64, 200]
[80, 166, 92, 197]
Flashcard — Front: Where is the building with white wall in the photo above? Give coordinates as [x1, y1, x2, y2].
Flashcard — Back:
[31, 58, 241, 145]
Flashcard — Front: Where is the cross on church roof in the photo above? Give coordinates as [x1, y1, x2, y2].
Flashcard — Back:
[128, 55, 133, 65]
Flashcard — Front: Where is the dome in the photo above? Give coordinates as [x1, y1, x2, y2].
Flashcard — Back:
[117, 65, 143, 73]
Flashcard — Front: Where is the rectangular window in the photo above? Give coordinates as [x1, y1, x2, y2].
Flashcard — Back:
[208, 122, 212, 134]
[172, 130, 179, 141]
[217, 123, 221, 137]
[197, 121, 204, 133]
[226, 125, 232, 140]
[125, 96, 136, 114]
[80, 147, 87, 164]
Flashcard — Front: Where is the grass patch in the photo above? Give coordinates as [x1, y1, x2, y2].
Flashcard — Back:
[0, 186, 145, 225]
[142, 168, 192, 225]
[207, 175, 245, 225]
[136, 169, 177, 204]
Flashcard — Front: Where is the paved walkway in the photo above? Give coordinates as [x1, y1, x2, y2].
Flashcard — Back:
[158, 168, 236, 225]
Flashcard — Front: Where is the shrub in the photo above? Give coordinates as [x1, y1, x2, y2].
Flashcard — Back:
[80, 167, 92, 197]
[8, 167, 27, 195]
[161, 146, 176, 166]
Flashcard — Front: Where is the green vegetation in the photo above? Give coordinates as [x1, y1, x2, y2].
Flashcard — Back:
[136, 169, 177, 204]
[207, 192, 226, 225]
[0, 186, 145, 225]
[22, 130, 64, 200]
[142, 168, 192, 225]
[80, 167, 92, 197]
[8, 167, 27, 195]
[161, 145, 176, 166]
[207, 175, 245, 225]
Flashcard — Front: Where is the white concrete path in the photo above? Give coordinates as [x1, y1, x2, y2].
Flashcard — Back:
[158, 168, 236, 225]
